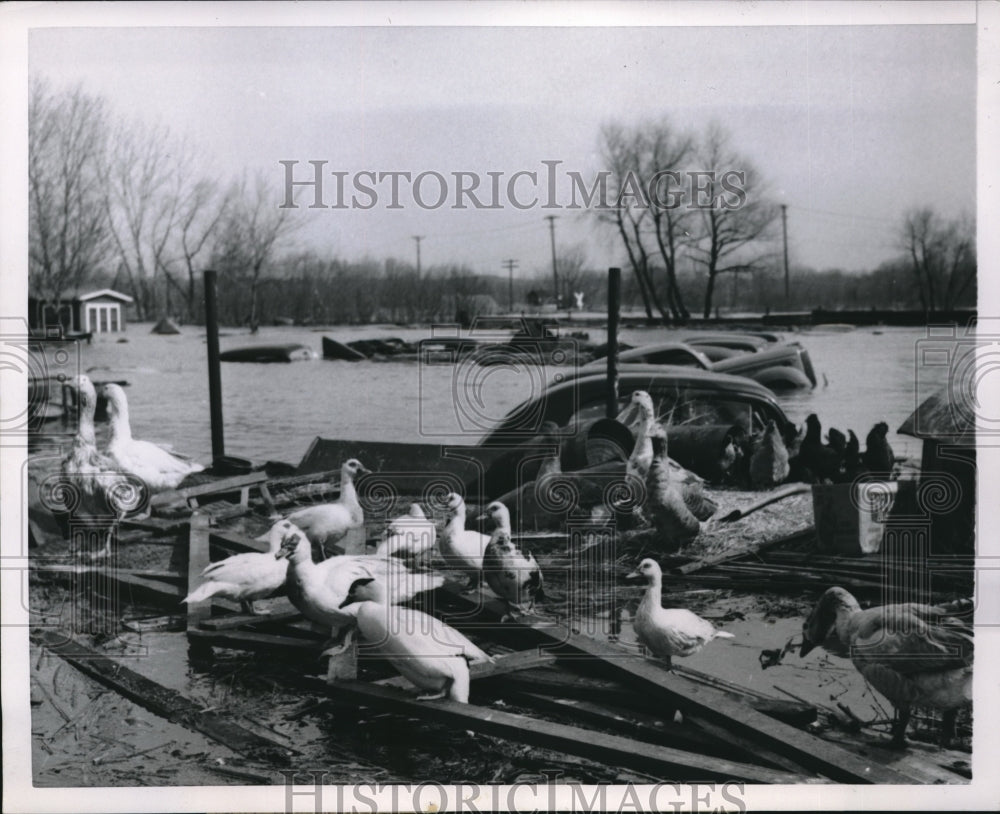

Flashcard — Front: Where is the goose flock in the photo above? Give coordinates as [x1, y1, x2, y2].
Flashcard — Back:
[52, 381, 972, 750]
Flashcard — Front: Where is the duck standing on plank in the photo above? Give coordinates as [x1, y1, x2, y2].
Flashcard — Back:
[800, 586, 973, 748]
[438, 492, 490, 591]
[644, 430, 702, 549]
[279, 458, 370, 554]
[183, 518, 297, 614]
[55, 376, 142, 558]
[749, 419, 791, 489]
[275, 528, 444, 657]
[626, 558, 734, 668]
[375, 502, 436, 560]
[480, 501, 544, 620]
[338, 577, 493, 703]
[102, 383, 204, 492]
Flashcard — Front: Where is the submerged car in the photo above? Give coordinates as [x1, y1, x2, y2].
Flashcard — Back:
[480, 366, 792, 444]
[579, 340, 816, 392]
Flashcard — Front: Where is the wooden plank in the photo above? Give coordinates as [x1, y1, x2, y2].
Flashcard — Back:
[375, 649, 557, 690]
[187, 628, 323, 651]
[210, 528, 269, 554]
[34, 565, 184, 606]
[150, 471, 268, 508]
[198, 607, 302, 631]
[671, 664, 816, 726]
[33, 628, 296, 762]
[327, 681, 809, 784]
[187, 513, 212, 626]
[32, 565, 186, 583]
[509, 691, 809, 775]
[671, 529, 813, 575]
[437, 585, 915, 784]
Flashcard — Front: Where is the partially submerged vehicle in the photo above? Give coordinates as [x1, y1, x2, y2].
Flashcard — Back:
[219, 343, 317, 363]
[580, 340, 816, 392]
[300, 367, 794, 502]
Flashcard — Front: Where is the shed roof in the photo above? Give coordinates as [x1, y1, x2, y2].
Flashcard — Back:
[75, 288, 134, 303]
[898, 387, 976, 445]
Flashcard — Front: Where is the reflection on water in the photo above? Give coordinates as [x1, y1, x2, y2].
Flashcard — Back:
[31, 322, 950, 464]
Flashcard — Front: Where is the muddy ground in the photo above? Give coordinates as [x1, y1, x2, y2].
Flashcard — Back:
[25, 483, 972, 787]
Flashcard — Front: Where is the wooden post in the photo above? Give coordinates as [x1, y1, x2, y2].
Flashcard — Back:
[606, 267, 621, 419]
[203, 270, 225, 465]
[186, 512, 213, 657]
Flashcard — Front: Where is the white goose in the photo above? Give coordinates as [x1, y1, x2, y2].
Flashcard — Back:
[375, 503, 436, 559]
[619, 390, 658, 481]
[626, 558, 733, 667]
[102, 383, 204, 492]
[57, 375, 135, 557]
[480, 501, 544, 619]
[275, 528, 445, 656]
[801, 587, 973, 748]
[183, 518, 297, 614]
[279, 458, 369, 554]
[437, 492, 490, 590]
[338, 577, 493, 703]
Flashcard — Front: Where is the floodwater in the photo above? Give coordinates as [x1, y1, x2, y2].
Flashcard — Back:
[32, 320, 952, 466]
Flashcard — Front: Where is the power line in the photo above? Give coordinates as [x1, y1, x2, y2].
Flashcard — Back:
[502, 258, 519, 312]
[545, 215, 559, 303]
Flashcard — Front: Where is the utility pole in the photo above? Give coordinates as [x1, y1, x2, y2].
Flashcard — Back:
[502, 259, 519, 312]
[412, 235, 424, 277]
[545, 215, 559, 305]
[780, 204, 790, 307]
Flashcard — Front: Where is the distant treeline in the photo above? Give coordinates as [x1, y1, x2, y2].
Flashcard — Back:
[81, 250, 975, 328]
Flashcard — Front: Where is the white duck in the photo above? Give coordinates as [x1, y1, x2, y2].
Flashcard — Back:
[626, 558, 733, 667]
[102, 383, 204, 492]
[275, 527, 445, 656]
[480, 501, 544, 619]
[57, 375, 137, 557]
[338, 577, 493, 703]
[437, 492, 490, 590]
[183, 518, 297, 614]
[619, 390, 658, 481]
[375, 503, 436, 559]
[279, 458, 369, 554]
[801, 587, 973, 748]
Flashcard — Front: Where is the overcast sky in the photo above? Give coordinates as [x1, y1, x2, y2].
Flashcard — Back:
[26, 16, 977, 279]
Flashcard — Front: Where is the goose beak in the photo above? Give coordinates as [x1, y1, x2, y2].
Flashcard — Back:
[799, 638, 816, 658]
[616, 403, 639, 426]
[624, 570, 643, 583]
[338, 596, 355, 609]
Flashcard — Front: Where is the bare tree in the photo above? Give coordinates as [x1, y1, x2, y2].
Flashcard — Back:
[162, 169, 229, 321]
[639, 121, 696, 320]
[689, 124, 779, 318]
[103, 118, 180, 320]
[598, 123, 672, 323]
[212, 172, 300, 326]
[29, 79, 111, 328]
[901, 208, 976, 314]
